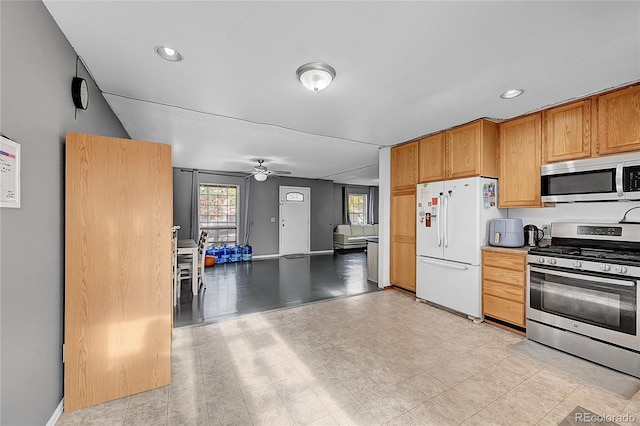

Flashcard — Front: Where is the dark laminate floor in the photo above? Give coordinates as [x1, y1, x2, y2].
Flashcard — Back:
[173, 251, 381, 327]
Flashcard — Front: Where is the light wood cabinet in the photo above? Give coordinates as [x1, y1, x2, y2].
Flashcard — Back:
[390, 189, 416, 291]
[418, 133, 445, 183]
[543, 99, 591, 163]
[498, 113, 543, 208]
[391, 142, 419, 190]
[445, 119, 498, 179]
[596, 84, 640, 155]
[482, 249, 527, 328]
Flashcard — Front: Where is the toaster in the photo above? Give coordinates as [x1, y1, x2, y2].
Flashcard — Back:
[489, 218, 524, 247]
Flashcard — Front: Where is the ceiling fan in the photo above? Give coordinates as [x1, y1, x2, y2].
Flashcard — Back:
[248, 159, 292, 181]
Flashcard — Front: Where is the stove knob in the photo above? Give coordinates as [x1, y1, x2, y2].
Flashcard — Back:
[549, 258, 557, 265]
[615, 266, 628, 274]
[573, 261, 582, 268]
[600, 264, 611, 272]
[536, 257, 545, 264]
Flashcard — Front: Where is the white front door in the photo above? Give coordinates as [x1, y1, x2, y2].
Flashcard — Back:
[279, 186, 310, 255]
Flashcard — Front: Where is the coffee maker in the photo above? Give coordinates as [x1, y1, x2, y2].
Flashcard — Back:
[523, 224, 544, 247]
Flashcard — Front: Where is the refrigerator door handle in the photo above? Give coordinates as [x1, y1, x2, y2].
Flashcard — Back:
[437, 194, 442, 247]
[443, 194, 449, 248]
[419, 257, 469, 270]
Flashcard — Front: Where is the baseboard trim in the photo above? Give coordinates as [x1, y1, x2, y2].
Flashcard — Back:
[311, 250, 334, 255]
[252, 254, 281, 260]
[47, 398, 64, 426]
[253, 250, 336, 260]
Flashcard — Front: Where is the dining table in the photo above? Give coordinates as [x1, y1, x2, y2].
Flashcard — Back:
[177, 239, 199, 295]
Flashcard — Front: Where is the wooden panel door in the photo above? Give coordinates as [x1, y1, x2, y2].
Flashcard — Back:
[596, 85, 640, 155]
[418, 133, 445, 183]
[446, 121, 481, 179]
[390, 189, 416, 291]
[391, 142, 418, 190]
[65, 132, 173, 411]
[543, 99, 591, 163]
[499, 113, 543, 208]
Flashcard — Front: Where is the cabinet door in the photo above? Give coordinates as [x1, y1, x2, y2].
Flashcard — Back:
[390, 189, 416, 291]
[499, 113, 543, 208]
[446, 121, 481, 179]
[418, 133, 445, 182]
[390, 189, 416, 242]
[390, 241, 416, 291]
[543, 99, 591, 163]
[596, 85, 640, 155]
[391, 142, 418, 190]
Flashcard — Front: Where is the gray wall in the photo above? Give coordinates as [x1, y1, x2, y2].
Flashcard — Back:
[173, 169, 335, 255]
[0, 1, 129, 424]
[332, 184, 380, 228]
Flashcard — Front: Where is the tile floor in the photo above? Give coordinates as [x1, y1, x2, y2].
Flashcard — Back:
[57, 290, 640, 425]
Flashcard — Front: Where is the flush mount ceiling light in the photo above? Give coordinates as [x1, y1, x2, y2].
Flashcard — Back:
[296, 62, 336, 91]
[500, 88, 525, 99]
[155, 45, 183, 62]
[253, 172, 268, 182]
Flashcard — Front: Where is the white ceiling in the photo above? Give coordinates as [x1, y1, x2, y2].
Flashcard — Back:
[43, 1, 640, 186]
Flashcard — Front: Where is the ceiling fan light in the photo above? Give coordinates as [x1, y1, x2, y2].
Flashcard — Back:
[254, 172, 268, 182]
[296, 62, 336, 91]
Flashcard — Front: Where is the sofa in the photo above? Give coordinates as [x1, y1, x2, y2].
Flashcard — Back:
[333, 224, 379, 250]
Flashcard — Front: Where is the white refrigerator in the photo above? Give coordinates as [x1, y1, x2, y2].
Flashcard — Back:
[416, 177, 504, 319]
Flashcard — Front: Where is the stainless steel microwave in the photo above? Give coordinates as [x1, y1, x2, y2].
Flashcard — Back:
[540, 152, 640, 202]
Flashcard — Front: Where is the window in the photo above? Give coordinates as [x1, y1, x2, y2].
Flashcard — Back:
[348, 193, 367, 226]
[286, 192, 304, 202]
[198, 184, 238, 245]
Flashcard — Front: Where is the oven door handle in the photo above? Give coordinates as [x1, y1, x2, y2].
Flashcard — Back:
[530, 266, 636, 287]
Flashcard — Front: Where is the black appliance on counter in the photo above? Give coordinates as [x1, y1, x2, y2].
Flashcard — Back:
[526, 221, 640, 378]
[523, 224, 544, 247]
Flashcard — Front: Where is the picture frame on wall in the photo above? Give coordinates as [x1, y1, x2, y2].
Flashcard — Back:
[1, 136, 21, 208]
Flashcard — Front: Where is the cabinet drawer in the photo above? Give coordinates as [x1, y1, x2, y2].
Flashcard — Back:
[483, 280, 524, 303]
[483, 251, 525, 271]
[483, 294, 525, 327]
[483, 265, 525, 287]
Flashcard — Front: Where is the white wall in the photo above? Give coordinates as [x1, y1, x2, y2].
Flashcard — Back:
[508, 201, 640, 232]
[378, 147, 391, 289]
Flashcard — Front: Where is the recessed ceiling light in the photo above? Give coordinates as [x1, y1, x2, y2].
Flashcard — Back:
[500, 89, 524, 99]
[155, 45, 183, 62]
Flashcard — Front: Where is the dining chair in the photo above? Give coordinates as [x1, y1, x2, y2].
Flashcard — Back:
[177, 245, 205, 293]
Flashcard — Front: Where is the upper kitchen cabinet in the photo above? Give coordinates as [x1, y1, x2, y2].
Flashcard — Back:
[596, 84, 640, 156]
[391, 141, 419, 190]
[499, 113, 543, 208]
[445, 119, 498, 179]
[543, 99, 591, 163]
[418, 133, 445, 183]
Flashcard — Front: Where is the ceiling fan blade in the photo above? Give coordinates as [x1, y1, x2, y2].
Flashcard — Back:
[271, 170, 292, 175]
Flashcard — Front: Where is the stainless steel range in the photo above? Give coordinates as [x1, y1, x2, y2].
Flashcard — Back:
[526, 222, 640, 378]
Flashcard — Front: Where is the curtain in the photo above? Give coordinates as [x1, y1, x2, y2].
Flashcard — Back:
[241, 176, 252, 245]
[368, 186, 376, 224]
[342, 186, 351, 225]
[190, 169, 200, 240]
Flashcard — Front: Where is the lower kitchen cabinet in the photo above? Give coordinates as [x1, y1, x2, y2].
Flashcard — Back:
[482, 247, 527, 329]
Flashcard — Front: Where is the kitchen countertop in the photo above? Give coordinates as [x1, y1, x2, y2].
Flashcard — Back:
[482, 245, 531, 254]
